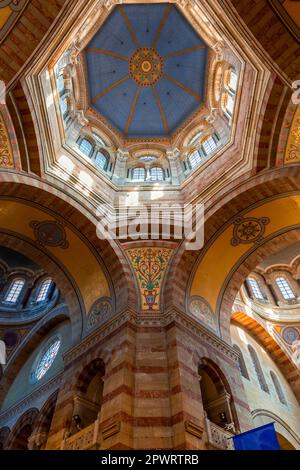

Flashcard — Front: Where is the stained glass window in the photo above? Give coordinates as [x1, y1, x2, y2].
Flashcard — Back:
[5, 279, 25, 304]
[34, 337, 61, 382]
[36, 279, 52, 303]
[151, 167, 164, 181]
[248, 278, 264, 300]
[275, 277, 295, 300]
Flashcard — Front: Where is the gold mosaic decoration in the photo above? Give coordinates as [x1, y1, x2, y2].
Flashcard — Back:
[231, 217, 270, 246]
[285, 106, 300, 164]
[0, 111, 13, 168]
[126, 247, 173, 312]
[129, 48, 164, 87]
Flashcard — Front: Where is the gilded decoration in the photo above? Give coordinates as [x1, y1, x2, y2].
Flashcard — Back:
[188, 296, 217, 332]
[231, 217, 270, 246]
[129, 48, 164, 87]
[284, 106, 300, 164]
[0, 111, 13, 168]
[87, 297, 113, 330]
[126, 247, 173, 312]
[30, 221, 69, 249]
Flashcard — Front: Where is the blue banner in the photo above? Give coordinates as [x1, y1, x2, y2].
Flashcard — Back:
[233, 423, 280, 450]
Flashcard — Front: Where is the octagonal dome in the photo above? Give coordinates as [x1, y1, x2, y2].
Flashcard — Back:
[84, 3, 208, 139]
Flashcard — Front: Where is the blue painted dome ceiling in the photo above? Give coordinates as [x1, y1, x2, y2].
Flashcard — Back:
[84, 3, 209, 139]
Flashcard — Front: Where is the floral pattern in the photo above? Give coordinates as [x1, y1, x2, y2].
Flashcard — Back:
[126, 247, 173, 311]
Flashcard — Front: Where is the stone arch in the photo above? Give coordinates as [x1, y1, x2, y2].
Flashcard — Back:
[6, 408, 39, 450]
[32, 390, 59, 450]
[0, 232, 84, 340]
[165, 167, 300, 315]
[219, 228, 300, 341]
[0, 175, 137, 313]
[251, 409, 300, 450]
[75, 358, 105, 394]
[0, 305, 70, 404]
[68, 358, 106, 434]
[198, 357, 240, 432]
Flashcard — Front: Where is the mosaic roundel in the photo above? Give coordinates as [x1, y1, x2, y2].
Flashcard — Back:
[282, 326, 300, 345]
[231, 217, 270, 246]
[30, 220, 69, 249]
[130, 48, 164, 87]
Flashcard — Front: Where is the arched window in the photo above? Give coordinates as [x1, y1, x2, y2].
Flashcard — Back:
[248, 278, 264, 300]
[79, 139, 93, 157]
[132, 167, 145, 181]
[36, 279, 53, 303]
[233, 345, 250, 380]
[150, 167, 164, 181]
[270, 371, 287, 406]
[248, 345, 269, 393]
[5, 279, 25, 304]
[189, 149, 202, 169]
[202, 134, 219, 155]
[275, 277, 295, 300]
[95, 151, 108, 170]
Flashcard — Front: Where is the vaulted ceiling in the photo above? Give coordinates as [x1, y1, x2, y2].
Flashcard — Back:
[84, 3, 208, 138]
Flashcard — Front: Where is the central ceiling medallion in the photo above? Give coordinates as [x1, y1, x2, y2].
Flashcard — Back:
[129, 48, 164, 87]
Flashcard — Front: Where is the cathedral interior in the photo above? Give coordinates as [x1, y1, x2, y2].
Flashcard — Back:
[0, 0, 300, 451]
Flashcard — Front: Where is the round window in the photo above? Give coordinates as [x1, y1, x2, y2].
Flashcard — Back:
[30, 336, 61, 383]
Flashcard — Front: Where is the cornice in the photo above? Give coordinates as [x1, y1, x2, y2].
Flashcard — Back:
[64, 306, 239, 366]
